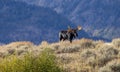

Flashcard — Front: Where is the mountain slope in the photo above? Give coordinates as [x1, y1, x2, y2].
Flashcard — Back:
[0, 0, 77, 44]
[16, 0, 120, 40]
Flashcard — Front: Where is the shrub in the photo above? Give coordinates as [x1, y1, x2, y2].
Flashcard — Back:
[41, 41, 49, 45]
[57, 45, 80, 53]
[0, 51, 8, 58]
[51, 44, 60, 51]
[112, 38, 120, 48]
[16, 49, 28, 55]
[80, 39, 95, 49]
[97, 44, 118, 56]
[57, 54, 73, 64]
[97, 44, 119, 67]
[80, 49, 97, 67]
[7, 48, 16, 55]
[80, 44, 119, 67]
[99, 66, 112, 72]
[80, 49, 96, 59]
[0, 48, 62, 72]
[99, 59, 120, 72]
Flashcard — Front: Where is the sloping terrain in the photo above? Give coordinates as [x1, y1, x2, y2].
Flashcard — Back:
[0, 38, 120, 72]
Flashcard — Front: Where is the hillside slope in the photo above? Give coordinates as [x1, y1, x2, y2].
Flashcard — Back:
[0, 38, 120, 72]
[16, 0, 120, 40]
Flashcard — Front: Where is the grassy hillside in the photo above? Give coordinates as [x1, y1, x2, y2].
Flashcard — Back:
[0, 38, 120, 72]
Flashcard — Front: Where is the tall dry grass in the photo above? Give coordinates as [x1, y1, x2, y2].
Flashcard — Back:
[0, 38, 120, 72]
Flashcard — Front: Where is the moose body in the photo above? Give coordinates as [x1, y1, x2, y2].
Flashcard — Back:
[59, 26, 82, 43]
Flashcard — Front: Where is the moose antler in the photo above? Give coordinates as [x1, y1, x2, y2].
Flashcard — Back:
[67, 25, 72, 33]
[77, 26, 82, 31]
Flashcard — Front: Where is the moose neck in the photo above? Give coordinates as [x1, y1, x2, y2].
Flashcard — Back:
[74, 28, 78, 31]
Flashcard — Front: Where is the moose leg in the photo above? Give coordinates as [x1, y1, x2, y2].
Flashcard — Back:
[67, 33, 72, 43]
[69, 39, 72, 43]
[63, 38, 66, 41]
[59, 32, 63, 41]
[59, 36, 63, 41]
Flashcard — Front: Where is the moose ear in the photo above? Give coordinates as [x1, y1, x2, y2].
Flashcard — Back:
[77, 26, 82, 30]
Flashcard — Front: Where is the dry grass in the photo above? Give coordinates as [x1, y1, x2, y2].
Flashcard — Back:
[0, 38, 120, 72]
[112, 38, 120, 48]
[99, 59, 120, 72]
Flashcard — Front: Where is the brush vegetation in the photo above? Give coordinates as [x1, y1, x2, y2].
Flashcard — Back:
[0, 38, 120, 72]
[0, 48, 62, 72]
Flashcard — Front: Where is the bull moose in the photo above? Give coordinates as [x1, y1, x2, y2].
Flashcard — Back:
[59, 26, 82, 43]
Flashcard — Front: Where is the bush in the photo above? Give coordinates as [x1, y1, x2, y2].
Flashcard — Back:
[97, 44, 118, 56]
[80, 49, 96, 59]
[112, 38, 120, 48]
[0, 51, 8, 58]
[80, 39, 95, 49]
[57, 45, 80, 53]
[80, 49, 97, 67]
[99, 59, 120, 72]
[80, 44, 119, 67]
[0, 48, 62, 72]
[97, 44, 119, 67]
[57, 54, 73, 64]
[7, 48, 16, 55]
